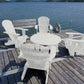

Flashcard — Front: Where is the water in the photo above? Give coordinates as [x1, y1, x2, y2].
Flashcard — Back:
[0, 2, 84, 38]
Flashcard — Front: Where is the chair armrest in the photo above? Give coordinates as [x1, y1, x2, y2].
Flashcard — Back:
[35, 25, 38, 29]
[3, 31, 20, 39]
[49, 24, 53, 30]
[66, 32, 83, 39]
[3, 31, 20, 36]
[15, 27, 29, 36]
[66, 32, 82, 35]
[15, 27, 28, 31]
[35, 25, 38, 33]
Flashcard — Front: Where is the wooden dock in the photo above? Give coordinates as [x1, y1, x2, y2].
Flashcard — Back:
[0, 29, 84, 84]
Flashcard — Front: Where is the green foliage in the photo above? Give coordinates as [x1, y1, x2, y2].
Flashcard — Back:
[59, 0, 84, 1]
[0, 0, 5, 2]
[16, 0, 26, 2]
[47, 0, 54, 2]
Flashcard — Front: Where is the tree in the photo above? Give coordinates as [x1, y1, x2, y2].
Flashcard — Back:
[16, 0, 26, 2]
[0, 0, 5, 2]
[47, 0, 54, 2]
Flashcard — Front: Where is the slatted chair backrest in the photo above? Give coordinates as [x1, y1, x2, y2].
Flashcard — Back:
[19, 43, 51, 69]
[64, 38, 84, 56]
[38, 16, 50, 33]
[2, 20, 16, 41]
[13, 19, 36, 29]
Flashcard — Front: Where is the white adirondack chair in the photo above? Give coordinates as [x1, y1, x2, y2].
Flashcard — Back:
[2, 20, 28, 48]
[35, 16, 53, 33]
[64, 32, 84, 56]
[18, 43, 56, 84]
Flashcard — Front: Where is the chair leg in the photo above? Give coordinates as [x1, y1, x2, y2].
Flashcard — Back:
[21, 63, 28, 80]
[45, 69, 49, 84]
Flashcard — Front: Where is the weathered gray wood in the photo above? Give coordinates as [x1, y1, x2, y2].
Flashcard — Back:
[15, 48, 26, 68]
[7, 50, 17, 70]
[13, 19, 36, 28]
[49, 70, 62, 84]
[51, 65, 69, 84]
[0, 68, 23, 77]
[34, 70, 45, 84]
[0, 48, 15, 52]
[13, 19, 36, 22]
[0, 38, 8, 41]
[14, 72, 24, 84]
[67, 58, 84, 76]
[0, 29, 84, 84]
[52, 62, 77, 84]
[0, 76, 8, 84]
[0, 52, 3, 73]
[62, 60, 84, 82]
[59, 61, 84, 84]
[7, 74, 16, 84]
[0, 52, 5, 73]
[27, 80, 32, 84]
[47, 77, 54, 84]
[0, 52, 8, 84]
[30, 76, 39, 84]
[75, 56, 84, 66]
[3, 51, 11, 71]
[12, 49, 23, 68]
[52, 56, 71, 63]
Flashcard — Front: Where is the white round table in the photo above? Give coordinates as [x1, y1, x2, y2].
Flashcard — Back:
[30, 33, 61, 60]
[30, 33, 61, 45]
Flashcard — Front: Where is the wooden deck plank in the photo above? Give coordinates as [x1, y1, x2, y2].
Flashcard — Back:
[14, 72, 24, 84]
[12, 49, 25, 68]
[0, 51, 11, 84]
[34, 70, 45, 84]
[30, 76, 39, 84]
[0, 76, 8, 84]
[56, 29, 76, 39]
[7, 74, 16, 84]
[7, 50, 19, 84]
[0, 29, 84, 84]
[75, 56, 84, 66]
[0, 52, 5, 73]
[59, 61, 84, 84]
[22, 69, 40, 84]
[62, 59, 84, 82]
[47, 77, 54, 84]
[27, 80, 32, 84]
[0, 52, 8, 84]
[49, 70, 62, 84]
[3, 51, 11, 72]
[0, 52, 3, 73]
[68, 58, 84, 76]
[7, 50, 17, 70]
[52, 62, 77, 84]
[51, 65, 69, 84]
[15, 49, 26, 68]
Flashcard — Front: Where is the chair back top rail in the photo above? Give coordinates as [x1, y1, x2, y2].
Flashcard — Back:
[38, 16, 50, 33]
[13, 19, 36, 28]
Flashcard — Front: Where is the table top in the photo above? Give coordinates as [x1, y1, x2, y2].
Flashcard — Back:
[30, 33, 61, 45]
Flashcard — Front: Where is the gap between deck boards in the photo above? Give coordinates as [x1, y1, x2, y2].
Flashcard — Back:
[0, 56, 72, 77]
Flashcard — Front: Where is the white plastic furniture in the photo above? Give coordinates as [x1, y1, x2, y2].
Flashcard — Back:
[13, 19, 36, 36]
[18, 43, 55, 84]
[35, 16, 53, 33]
[2, 20, 28, 48]
[64, 32, 84, 56]
[30, 33, 61, 60]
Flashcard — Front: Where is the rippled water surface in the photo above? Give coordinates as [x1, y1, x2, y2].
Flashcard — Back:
[0, 2, 84, 37]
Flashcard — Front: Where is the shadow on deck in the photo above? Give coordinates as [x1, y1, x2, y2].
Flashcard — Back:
[0, 29, 84, 84]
